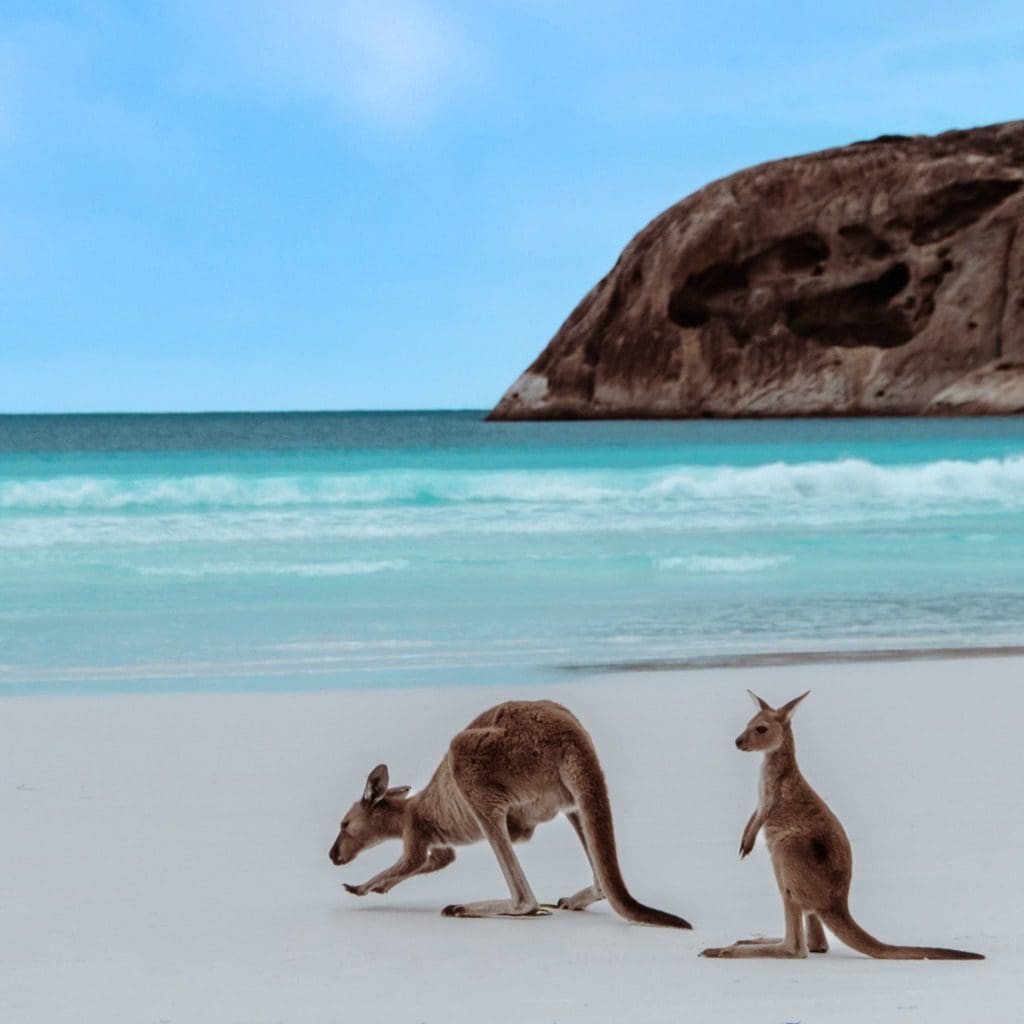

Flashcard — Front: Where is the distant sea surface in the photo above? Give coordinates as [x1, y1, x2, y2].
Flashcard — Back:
[2, 411, 1024, 696]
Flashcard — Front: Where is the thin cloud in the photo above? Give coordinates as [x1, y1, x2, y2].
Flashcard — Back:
[181, 0, 476, 132]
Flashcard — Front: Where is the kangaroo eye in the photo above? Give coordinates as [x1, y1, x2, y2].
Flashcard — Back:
[755, 725, 768, 734]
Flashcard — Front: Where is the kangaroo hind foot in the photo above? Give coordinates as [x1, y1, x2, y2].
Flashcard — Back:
[442, 900, 551, 918]
[702, 940, 809, 959]
[702, 900, 809, 958]
[445, 782, 549, 920]
[731, 914, 828, 953]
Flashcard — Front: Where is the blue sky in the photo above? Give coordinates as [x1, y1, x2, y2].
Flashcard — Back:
[2, 1, 1022, 412]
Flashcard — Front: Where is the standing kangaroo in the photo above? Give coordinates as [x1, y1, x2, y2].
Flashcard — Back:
[701, 691, 983, 960]
[328, 699, 691, 928]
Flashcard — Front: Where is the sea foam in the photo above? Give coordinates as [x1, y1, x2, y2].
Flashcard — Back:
[658, 554, 792, 574]
[3, 456, 1024, 511]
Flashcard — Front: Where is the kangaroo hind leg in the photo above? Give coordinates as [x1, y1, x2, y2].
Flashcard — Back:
[733, 913, 827, 951]
[556, 810, 606, 911]
[442, 806, 548, 919]
[702, 898, 809, 958]
[806, 912, 829, 953]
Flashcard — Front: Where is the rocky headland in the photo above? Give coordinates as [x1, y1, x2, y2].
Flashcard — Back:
[489, 121, 1024, 419]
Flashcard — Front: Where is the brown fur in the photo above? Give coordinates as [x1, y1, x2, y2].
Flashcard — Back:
[329, 699, 691, 927]
[701, 690, 983, 960]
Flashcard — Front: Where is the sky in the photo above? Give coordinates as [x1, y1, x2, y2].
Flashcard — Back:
[1, 1, 1022, 413]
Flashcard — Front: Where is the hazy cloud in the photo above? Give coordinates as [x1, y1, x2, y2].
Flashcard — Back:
[182, 0, 475, 132]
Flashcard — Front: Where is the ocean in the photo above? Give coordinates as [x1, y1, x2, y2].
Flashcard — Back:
[2, 411, 1023, 696]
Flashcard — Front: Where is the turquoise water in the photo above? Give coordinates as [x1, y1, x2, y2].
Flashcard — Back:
[2, 412, 1024, 696]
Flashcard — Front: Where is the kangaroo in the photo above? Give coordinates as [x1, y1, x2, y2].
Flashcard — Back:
[328, 699, 691, 928]
[701, 691, 983, 960]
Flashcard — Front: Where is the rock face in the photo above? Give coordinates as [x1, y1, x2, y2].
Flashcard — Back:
[489, 121, 1024, 419]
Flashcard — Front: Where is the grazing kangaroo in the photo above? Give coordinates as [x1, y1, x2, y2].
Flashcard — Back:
[328, 699, 691, 928]
[701, 691, 983, 960]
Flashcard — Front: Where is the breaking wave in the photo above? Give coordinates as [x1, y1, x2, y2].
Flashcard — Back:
[658, 554, 792, 574]
[3, 456, 1024, 512]
[134, 559, 408, 578]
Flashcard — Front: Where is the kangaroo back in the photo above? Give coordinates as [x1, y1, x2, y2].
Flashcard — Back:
[564, 746, 691, 930]
[820, 903, 983, 961]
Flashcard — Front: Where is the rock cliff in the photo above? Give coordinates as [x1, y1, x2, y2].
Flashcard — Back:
[489, 121, 1024, 419]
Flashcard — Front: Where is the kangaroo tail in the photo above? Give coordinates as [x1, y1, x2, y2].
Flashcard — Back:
[565, 749, 691, 930]
[819, 905, 983, 960]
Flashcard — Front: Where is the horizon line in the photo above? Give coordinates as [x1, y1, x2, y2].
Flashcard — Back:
[0, 407, 493, 417]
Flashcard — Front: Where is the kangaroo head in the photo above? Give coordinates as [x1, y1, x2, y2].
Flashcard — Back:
[328, 764, 411, 866]
[735, 690, 809, 752]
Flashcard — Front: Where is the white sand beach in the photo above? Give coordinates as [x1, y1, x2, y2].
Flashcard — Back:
[2, 656, 1013, 1023]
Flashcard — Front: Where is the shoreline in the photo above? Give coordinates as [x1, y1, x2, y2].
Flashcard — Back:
[558, 642, 1024, 674]
[5, 643, 1024, 699]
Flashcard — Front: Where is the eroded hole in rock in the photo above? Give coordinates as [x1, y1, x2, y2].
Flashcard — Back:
[667, 290, 710, 327]
[868, 263, 911, 300]
[920, 258, 954, 289]
[838, 224, 893, 259]
[598, 284, 624, 330]
[786, 263, 914, 348]
[777, 233, 830, 271]
[747, 233, 831, 273]
[906, 178, 1021, 245]
[667, 261, 748, 329]
[691, 262, 749, 293]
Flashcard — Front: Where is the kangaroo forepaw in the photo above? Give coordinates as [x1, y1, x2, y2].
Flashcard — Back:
[555, 885, 604, 911]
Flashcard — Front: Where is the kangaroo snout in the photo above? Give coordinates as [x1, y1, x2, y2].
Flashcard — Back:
[735, 734, 747, 750]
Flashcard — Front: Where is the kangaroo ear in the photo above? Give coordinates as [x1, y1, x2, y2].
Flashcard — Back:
[747, 689, 771, 711]
[362, 764, 389, 805]
[779, 691, 810, 720]
[386, 786, 411, 800]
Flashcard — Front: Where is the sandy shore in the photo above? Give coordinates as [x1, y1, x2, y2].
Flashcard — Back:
[2, 657, 1013, 1023]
